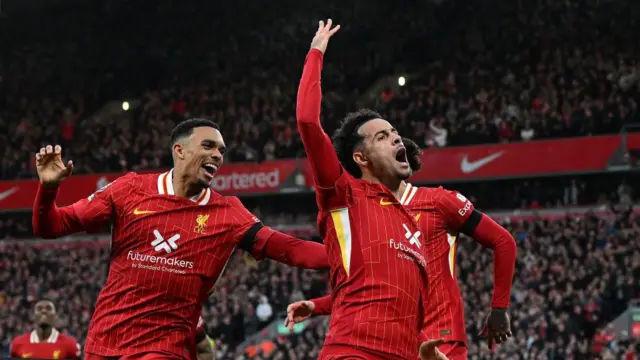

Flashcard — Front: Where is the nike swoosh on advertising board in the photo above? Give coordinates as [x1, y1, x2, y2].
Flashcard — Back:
[460, 151, 505, 174]
[0, 187, 18, 202]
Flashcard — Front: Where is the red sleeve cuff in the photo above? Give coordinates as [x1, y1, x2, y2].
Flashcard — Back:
[311, 295, 332, 316]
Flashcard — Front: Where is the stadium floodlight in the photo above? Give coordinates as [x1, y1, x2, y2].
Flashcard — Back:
[398, 76, 406, 86]
[122, 101, 130, 111]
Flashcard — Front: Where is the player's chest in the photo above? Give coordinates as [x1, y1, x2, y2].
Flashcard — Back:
[340, 196, 425, 266]
[18, 343, 66, 359]
[404, 204, 457, 253]
[113, 196, 237, 275]
[348, 195, 422, 237]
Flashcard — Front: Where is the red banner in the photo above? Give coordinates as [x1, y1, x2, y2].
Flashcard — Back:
[0, 160, 301, 211]
[0, 134, 635, 211]
[411, 134, 631, 183]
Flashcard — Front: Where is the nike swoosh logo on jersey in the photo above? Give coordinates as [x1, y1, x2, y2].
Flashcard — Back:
[414, 213, 421, 221]
[460, 151, 504, 174]
[133, 209, 155, 215]
[0, 187, 18, 202]
[379, 199, 398, 206]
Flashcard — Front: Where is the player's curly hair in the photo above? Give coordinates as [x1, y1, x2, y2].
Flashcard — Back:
[331, 109, 382, 178]
[402, 137, 423, 173]
[170, 118, 220, 145]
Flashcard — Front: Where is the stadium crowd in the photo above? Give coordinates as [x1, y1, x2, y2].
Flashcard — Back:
[2, 196, 639, 359]
[2, 0, 640, 359]
[2, 0, 640, 179]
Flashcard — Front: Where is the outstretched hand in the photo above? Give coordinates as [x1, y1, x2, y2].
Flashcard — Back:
[284, 300, 315, 331]
[310, 19, 340, 54]
[35, 145, 73, 188]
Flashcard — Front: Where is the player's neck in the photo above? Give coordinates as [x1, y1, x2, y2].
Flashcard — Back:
[172, 172, 203, 199]
[36, 326, 52, 342]
[361, 172, 406, 200]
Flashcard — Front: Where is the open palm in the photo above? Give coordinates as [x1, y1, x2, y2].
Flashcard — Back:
[36, 145, 74, 187]
[310, 19, 340, 54]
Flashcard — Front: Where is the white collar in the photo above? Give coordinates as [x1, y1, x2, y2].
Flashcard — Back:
[30, 328, 59, 343]
[399, 183, 418, 205]
[157, 169, 211, 205]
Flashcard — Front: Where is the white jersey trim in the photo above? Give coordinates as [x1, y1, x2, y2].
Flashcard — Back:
[30, 328, 59, 343]
[157, 169, 211, 205]
[400, 183, 418, 205]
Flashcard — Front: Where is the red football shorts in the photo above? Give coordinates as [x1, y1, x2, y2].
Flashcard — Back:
[437, 342, 467, 360]
[85, 352, 184, 360]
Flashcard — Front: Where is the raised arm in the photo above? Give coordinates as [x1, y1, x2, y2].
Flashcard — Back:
[32, 145, 121, 238]
[296, 19, 342, 188]
[33, 186, 108, 238]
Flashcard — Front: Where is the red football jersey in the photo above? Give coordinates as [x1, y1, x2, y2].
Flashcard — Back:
[317, 173, 428, 359]
[297, 48, 428, 360]
[398, 183, 474, 344]
[10, 329, 81, 359]
[51, 170, 266, 359]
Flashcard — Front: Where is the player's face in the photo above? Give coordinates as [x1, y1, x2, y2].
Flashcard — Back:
[181, 126, 226, 187]
[355, 119, 412, 181]
[34, 300, 56, 328]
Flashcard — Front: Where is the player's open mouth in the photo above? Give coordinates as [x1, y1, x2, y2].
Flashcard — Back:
[201, 163, 218, 179]
[395, 147, 408, 164]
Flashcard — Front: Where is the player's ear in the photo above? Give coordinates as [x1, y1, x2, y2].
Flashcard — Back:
[352, 151, 368, 168]
[173, 142, 186, 160]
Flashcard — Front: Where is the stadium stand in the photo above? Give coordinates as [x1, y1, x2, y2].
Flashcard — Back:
[3, 0, 640, 179]
[2, 0, 640, 359]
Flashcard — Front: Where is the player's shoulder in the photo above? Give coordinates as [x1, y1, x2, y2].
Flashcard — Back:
[400, 183, 439, 205]
[58, 331, 79, 344]
[401, 184, 469, 205]
[57, 332, 82, 357]
[10, 331, 30, 345]
[209, 192, 243, 208]
[98, 171, 142, 191]
[208, 193, 258, 217]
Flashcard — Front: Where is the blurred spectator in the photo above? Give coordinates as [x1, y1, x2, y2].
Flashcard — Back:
[2, 0, 640, 358]
[3, 0, 640, 179]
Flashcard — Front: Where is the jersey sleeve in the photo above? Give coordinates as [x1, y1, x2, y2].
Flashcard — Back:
[32, 173, 134, 238]
[297, 49, 351, 211]
[66, 337, 82, 359]
[9, 337, 21, 358]
[434, 187, 475, 231]
[226, 197, 269, 258]
[311, 295, 332, 316]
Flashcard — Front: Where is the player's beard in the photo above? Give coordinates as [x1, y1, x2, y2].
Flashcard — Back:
[38, 322, 52, 330]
